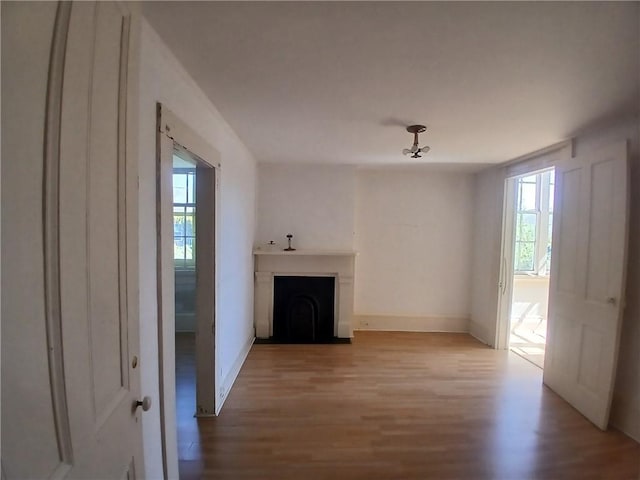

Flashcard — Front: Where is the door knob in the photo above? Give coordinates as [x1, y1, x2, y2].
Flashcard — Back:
[606, 297, 617, 305]
[135, 396, 152, 412]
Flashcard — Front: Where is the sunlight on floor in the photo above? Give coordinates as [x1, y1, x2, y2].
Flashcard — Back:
[510, 318, 546, 368]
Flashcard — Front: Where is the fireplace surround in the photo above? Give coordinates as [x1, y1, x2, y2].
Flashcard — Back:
[254, 250, 356, 340]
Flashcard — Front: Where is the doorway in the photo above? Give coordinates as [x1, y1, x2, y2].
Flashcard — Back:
[172, 151, 199, 470]
[156, 104, 221, 479]
[498, 168, 555, 368]
[508, 170, 554, 368]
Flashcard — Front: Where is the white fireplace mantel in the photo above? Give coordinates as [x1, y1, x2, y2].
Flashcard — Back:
[253, 250, 356, 339]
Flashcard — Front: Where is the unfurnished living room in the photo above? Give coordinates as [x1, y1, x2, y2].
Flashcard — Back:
[2, 1, 640, 479]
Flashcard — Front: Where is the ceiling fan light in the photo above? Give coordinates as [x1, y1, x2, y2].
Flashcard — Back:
[402, 124, 430, 159]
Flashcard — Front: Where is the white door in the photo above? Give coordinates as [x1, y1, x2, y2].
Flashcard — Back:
[543, 140, 629, 430]
[1, 1, 145, 478]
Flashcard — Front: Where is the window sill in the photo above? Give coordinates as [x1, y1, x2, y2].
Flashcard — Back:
[514, 273, 550, 280]
[174, 265, 196, 272]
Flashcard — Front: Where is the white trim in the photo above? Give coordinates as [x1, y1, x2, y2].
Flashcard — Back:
[354, 315, 469, 333]
[495, 177, 517, 350]
[216, 336, 255, 415]
[156, 104, 223, 480]
[159, 106, 221, 169]
[495, 143, 571, 351]
[504, 140, 572, 178]
[253, 249, 357, 256]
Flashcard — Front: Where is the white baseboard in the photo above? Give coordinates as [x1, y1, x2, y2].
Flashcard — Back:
[354, 314, 469, 333]
[216, 334, 255, 415]
[469, 320, 492, 346]
[610, 393, 640, 443]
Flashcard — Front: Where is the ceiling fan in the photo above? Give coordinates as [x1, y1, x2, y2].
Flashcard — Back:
[402, 125, 430, 158]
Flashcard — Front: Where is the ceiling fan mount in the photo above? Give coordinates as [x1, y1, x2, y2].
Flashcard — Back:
[406, 125, 426, 134]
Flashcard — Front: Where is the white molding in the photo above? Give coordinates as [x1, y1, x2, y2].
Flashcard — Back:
[158, 104, 221, 169]
[504, 140, 572, 178]
[354, 315, 469, 333]
[215, 335, 255, 415]
[253, 249, 357, 256]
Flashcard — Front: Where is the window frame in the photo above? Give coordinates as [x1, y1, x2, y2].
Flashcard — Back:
[513, 169, 554, 276]
[173, 167, 197, 269]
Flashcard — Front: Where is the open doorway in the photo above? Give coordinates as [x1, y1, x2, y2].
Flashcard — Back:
[508, 170, 554, 368]
[497, 168, 555, 368]
[156, 104, 221, 479]
[172, 152, 198, 468]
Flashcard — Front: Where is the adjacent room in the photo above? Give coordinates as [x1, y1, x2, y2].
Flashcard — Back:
[2, 2, 640, 479]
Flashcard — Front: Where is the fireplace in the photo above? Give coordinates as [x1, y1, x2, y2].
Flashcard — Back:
[254, 250, 356, 340]
[273, 276, 335, 343]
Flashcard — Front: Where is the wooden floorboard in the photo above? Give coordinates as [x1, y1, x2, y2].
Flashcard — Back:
[175, 331, 639, 480]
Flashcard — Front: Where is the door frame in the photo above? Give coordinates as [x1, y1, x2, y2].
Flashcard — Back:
[156, 103, 222, 479]
[495, 142, 572, 350]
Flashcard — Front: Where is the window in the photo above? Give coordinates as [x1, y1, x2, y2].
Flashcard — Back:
[173, 168, 196, 268]
[514, 170, 554, 275]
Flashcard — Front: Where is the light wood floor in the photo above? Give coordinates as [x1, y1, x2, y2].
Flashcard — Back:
[175, 331, 639, 480]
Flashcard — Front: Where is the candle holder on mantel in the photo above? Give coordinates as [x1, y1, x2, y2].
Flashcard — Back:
[283, 234, 296, 251]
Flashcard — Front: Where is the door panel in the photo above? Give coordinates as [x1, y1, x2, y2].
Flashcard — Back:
[585, 161, 617, 300]
[544, 141, 629, 430]
[62, 2, 144, 478]
[87, 0, 130, 419]
[2, 1, 144, 478]
[555, 167, 581, 295]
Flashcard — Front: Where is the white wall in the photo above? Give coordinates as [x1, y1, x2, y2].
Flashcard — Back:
[256, 164, 355, 250]
[137, 19, 257, 478]
[354, 170, 474, 331]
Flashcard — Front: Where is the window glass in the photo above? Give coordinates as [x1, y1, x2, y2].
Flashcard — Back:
[187, 173, 195, 204]
[514, 170, 555, 275]
[515, 242, 535, 272]
[173, 174, 187, 204]
[173, 168, 196, 267]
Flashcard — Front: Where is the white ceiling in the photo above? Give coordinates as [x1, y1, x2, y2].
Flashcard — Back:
[143, 2, 639, 168]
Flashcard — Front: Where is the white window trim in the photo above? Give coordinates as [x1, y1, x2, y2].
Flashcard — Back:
[514, 170, 553, 276]
[173, 167, 197, 269]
